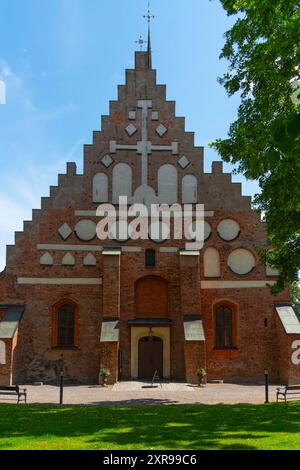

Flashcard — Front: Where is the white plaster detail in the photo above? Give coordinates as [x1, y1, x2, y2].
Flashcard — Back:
[109, 100, 177, 188]
[204, 247, 221, 278]
[156, 124, 168, 137]
[101, 155, 114, 169]
[129, 111, 136, 120]
[40, 252, 54, 266]
[58, 223, 72, 241]
[160, 247, 178, 253]
[227, 249, 256, 275]
[152, 111, 159, 121]
[112, 163, 132, 203]
[0, 341, 6, 365]
[122, 247, 142, 253]
[158, 164, 178, 204]
[75, 220, 97, 241]
[218, 219, 240, 241]
[37, 244, 103, 252]
[17, 278, 102, 285]
[182, 175, 197, 203]
[133, 185, 159, 207]
[201, 280, 276, 289]
[178, 156, 190, 170]
[266, 265, 280, 276]
[84, 253, 97, 266]
[188, 221, 211, 241]
[74, 210, 215, 218]
[93, 173, 108, 202]
[179, 251, 200, 256]
[125, 123, 137, 137]
[62, 253, 76, 266]
[149, 221, 170, 243]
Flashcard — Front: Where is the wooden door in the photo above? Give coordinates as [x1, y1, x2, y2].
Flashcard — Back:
[138, 337, 163, 380]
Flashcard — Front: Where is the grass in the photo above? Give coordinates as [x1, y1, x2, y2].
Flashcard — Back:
[0, 402, 300, 450]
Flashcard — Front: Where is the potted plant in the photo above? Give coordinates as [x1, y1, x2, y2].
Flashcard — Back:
[99, 368, 111, 387]
[196, 368, 207, 387]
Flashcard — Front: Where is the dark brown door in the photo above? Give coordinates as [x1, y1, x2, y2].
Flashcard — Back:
[138, 337, 163, 380]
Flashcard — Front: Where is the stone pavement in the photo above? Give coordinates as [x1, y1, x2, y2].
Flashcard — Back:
[0, 381, 283, 406]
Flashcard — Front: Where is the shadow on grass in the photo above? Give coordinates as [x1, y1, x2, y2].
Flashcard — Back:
[0, 401, 299, 450]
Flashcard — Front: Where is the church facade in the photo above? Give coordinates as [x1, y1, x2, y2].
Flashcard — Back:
[0, 49, 300, 386]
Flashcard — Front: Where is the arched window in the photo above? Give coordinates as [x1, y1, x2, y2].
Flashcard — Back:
[93, 173, 108, 203]
[52, 301, 79, 349]
[112, 163, 132, 203]
[145, 249, 156, 267]
[158, 164, 178, 204]
[182, 175, 197, 203]
[215, 305, 233, 349]
[58, 305, 75, 347]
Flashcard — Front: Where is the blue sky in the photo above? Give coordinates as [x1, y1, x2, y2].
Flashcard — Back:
[0, 0, 260, 270]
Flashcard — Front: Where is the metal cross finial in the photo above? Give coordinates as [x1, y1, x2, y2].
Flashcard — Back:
[135, 35, 146, 51]
[143, 1, 154, 25]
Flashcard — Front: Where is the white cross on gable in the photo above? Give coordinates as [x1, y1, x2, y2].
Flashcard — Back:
[109, 100, 179, 186]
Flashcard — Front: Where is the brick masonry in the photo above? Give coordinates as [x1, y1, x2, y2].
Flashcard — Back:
[0, 51, 299, 386]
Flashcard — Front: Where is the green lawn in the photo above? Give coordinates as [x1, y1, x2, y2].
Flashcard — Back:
[0, 403, 300, 450]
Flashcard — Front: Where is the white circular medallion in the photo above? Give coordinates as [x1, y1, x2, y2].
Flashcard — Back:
[218, 219, 240, 241]
[227, 249, 255, 275]
[75, 220, 97, 241]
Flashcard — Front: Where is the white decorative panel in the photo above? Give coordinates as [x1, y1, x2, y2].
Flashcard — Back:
[58, 223, 72, 240]
[62, 253, 76, 266]
[204, 247, 221, 277]
[40, 252, 53, 266]
[158, 164, 178, 204]
[156, 124, 168, 137]
[0, 340, 6, 365]
[75, 220, 97, 241]
[218, 219, 240, 241]
[112, 163, 132, 203]
[129, 111, 136, 120]
[182, 175, 197, 203]
[178, 156, 190, 170]
[228, 249, 256, 275]
[93, 173, 108, 203]
[84, 253, 97, 267]
[101, 155, 114, 169]
[149, 221, 170, 243]
[152, 111, 159, 121]
[125, 124, 137, 137]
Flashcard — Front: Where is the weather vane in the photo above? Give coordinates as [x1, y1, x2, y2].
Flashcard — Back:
[135, 35, 146, 51]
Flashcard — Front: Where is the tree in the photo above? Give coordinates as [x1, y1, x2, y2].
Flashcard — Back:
[212, 0, 300, 293]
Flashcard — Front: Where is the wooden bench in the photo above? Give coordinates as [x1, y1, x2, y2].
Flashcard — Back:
[276, 385, 300, 402]
[0, 386, 27, 404]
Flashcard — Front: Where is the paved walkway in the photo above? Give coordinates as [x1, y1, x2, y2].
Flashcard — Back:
[0, 381, 282, 406]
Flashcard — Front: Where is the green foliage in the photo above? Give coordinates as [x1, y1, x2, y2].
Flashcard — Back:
[291, 282, 300, 314]
[99, 368, 111, 378]
[1, 403, 300, 450]
[211, 0, 300, 292]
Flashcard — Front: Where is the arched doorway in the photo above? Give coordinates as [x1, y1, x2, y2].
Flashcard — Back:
[138, 336, 163, 379]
